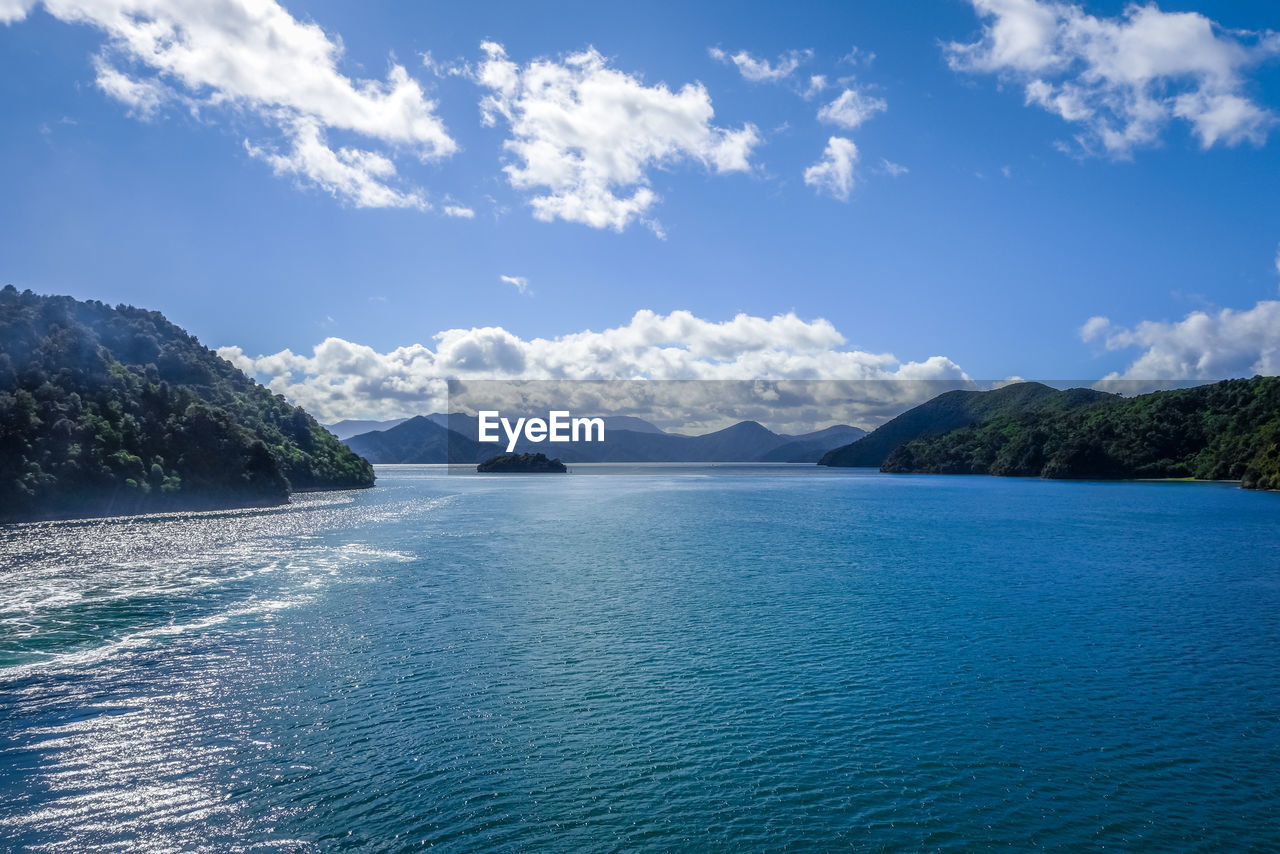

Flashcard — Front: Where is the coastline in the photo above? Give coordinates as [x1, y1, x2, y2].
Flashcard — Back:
[0, 483, 376, 525]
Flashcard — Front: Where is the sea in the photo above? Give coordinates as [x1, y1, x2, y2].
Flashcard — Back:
[2, 464, 1278, 852]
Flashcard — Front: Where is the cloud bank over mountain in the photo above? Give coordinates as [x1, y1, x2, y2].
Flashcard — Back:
[219, 310, 969, 423]
[1083, 300, 1280, 381]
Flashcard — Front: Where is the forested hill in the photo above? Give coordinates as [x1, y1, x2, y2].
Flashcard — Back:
[819, 382, 1116, 468]
[881, 377, 1280, 490]
[0, 286, 374, 521]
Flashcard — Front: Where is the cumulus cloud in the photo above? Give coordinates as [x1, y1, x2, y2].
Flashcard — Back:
[1081, 302, 1280, 381]
[443, 205, 475, 219]
[477, 42, 761, 233]
[8, 0, 455, 208]
[817, 87, 888, 129]
[708, 47, 812, 82]
[245, 119, 426, 210]
[219, 309, 969, 425]
[947, 0, 1280, 155]
[804, 136, 858, 200]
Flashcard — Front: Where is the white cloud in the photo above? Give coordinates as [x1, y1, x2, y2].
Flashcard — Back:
[841, 46, 876, 67]
[880, 158, 909, 177]
[420, 50, 468, 78]
[709, 47, 811, 82]
[246, 119, 426, 210]
[443, 205, 475, 219]
[1275, 242, 1280, 277]
[92, 56, 172, 119]
[803, 75, 828, 100]
[477, 42, 761, 233]
[219, 309, 969, 424]
[1082, 302, 1280, 380]
[500, 274, 530, 294]
[1079, 315, 1111, 342]
[0, 0, 34, 23]
[817, 87, 888, 129]
[9, 0, 455, 207]
[804, 136, 858, 201]
[947, 0, 1280, 155]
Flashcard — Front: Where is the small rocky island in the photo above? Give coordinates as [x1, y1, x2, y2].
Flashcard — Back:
[476, 453, 567, 473]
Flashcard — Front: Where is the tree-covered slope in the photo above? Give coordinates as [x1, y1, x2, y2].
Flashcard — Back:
[881, 377, 1280, 490]
[476, 452, 567, 473]
[0, 286, 374, 521]
[819, 382, 1117, 467]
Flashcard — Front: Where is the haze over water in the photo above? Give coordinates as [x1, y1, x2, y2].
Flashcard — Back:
[2, 465, 1278, 851]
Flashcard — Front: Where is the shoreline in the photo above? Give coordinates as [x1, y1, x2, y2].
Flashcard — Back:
[0, 484, 375, 526]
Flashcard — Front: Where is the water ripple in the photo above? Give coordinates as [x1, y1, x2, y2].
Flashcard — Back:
[1, 467, 1278, 851]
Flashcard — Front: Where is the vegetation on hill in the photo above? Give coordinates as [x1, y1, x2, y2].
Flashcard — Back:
[880, 377, 1280, 490]
[0, 286, 373, 521]
[819, 382, 1116, 467]
[476, 453, 567, 473]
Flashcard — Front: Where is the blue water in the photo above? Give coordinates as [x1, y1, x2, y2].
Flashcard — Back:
[2, 465, 1278, 852]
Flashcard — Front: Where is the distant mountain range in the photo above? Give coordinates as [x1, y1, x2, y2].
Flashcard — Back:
[344, 414, 866, 464]
[426, 413, 665, 439]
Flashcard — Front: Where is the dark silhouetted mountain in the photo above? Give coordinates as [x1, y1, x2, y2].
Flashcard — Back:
[879, 377, 1280, 489]
[0, 286, 374, 521]
[819, 382, 1115, 468]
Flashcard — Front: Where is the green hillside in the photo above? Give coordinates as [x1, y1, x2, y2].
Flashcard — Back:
[819, 382, 1116, 467]
[0, 286, 374, 521]
[881, 377, 1280, 490]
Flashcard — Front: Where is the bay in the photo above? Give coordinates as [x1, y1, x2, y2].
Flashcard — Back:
[2, 465, 1278, 851]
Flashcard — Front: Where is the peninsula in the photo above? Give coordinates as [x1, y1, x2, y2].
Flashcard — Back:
[0, 287, 375, 521]
[820, 379, 1280, 490]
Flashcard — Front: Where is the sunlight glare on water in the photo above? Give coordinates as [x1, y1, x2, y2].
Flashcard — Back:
[2, 465, 1278, 852]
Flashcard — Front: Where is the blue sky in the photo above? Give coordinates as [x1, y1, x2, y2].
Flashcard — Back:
[2, 0, 1279, 421]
